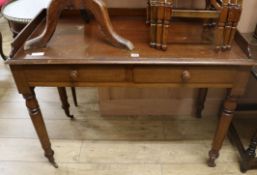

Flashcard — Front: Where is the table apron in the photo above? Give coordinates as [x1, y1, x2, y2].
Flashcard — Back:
[10, 64, 248, 88]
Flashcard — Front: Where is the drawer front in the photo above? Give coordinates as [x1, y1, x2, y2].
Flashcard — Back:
[24, 65, 237, 85]
[25, 65, 127, 83]
[133, 66, 237, 84]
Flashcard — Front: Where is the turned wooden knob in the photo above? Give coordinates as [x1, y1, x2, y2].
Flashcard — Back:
[181, 70, 191, 82]
[70, 70, 78, 80]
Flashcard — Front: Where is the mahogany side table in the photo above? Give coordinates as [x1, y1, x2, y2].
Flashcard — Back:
[6, 11, 256, 168]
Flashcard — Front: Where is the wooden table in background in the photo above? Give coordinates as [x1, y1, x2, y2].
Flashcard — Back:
[7, 11, 256, 168]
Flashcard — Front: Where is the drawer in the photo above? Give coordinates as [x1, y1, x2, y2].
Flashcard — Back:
[133, 66, 237, 84]
[25, 65, 127, 83]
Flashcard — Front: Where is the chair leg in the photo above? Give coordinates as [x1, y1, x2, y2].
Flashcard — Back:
[215, 0, 229, 50]
[71, 87, 78, 107]
[226, 0, 242, 50]
[149, 0, 158, 48]
[156, 0, 165, 50]
[149, 0, 173, 50]
[161, 0, 173, 51]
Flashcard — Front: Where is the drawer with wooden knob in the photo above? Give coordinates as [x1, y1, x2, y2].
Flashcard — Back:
[23, 65, 238, 86]
[133, 66, 237, 85]
[23, 65, 127, 83]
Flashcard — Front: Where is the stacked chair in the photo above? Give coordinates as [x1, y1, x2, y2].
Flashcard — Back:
[147, 0, 243, 51]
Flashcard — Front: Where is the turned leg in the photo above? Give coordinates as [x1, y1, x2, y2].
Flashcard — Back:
[23, 88, 58, 168]
[0, 32, 7, 60]
[146, 0, 151, 24]
[226, 1, 242, 50]
[149, 1, 157, 48]
[214, 0, 229, 50]
[71, 87, 78, 107]
[203, 0, 212, 32]
[57, 87, 74, 119]
[161, 0, 173, 51]
[223, 5, 233, 50]
[156, 0, 165, 50]
[25, 0, 67, 49]
[196, 88, 208, 118]
[83, 0, 134, 50]
[208, 90, 238, 167]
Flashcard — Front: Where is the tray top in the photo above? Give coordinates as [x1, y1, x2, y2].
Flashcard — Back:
[8, 15, 255, 66]
[2, 0, 51, 23]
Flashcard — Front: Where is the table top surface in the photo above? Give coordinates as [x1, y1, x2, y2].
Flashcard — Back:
[8, 15, 256, 66]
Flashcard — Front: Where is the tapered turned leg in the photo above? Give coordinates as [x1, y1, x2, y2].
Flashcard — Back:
[25, 0, 67, 49]
[149, 1, 157, 48]
[161, 0, 173, 51]
[23, 89, 58, 168]
[156, 0, 165, 50]
[196, 88, 208, 118]
[71, 87, 78, 107]
[208, 92, 238, 167]
[203, 0, 212, 32]
[223, 5, 233, 50]
[57, 87, 74, 119]
[226, 1, 242, 50]
[0, 32, 7, 60]
[146, 0, 151, 24]
[83, 0, 134, 50]
[214, 0, 229, 50]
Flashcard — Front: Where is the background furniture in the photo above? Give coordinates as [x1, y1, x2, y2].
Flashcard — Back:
[24, 0, 134, 51]
[1, 0, 76, 117]
[2, 0, 51, 37]
[148, 0, 242, 51]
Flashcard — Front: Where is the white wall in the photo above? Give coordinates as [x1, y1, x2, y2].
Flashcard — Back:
[238, 0, 257, 33]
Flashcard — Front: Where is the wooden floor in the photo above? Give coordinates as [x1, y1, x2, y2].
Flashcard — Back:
[1, 17, 257, 175]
